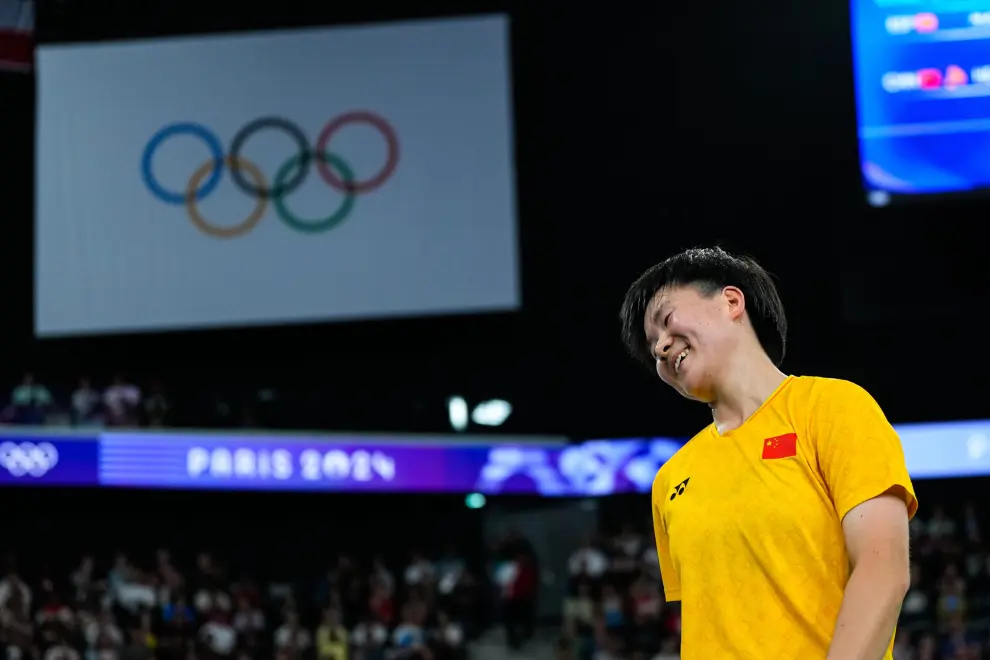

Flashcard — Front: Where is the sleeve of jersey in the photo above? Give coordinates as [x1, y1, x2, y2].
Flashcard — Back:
[813, 380, 919, 523]
[652, 479, 681, 601]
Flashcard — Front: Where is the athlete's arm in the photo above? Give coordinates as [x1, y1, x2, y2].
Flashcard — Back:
[651, 477, 681, 602]
[826, 491, 911, 660]
[811, 380, 917, 660]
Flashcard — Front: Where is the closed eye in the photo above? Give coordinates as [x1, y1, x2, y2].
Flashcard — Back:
[663, 312, 673, 327]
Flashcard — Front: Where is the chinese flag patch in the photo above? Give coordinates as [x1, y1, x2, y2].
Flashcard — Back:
[762, 433, 797, 459]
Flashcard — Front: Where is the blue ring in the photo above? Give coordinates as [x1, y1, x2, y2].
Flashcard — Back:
[141, 122, 224, 205]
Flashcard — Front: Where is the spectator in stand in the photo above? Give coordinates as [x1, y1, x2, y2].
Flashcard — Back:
[900, 562, 931, 632]
[391, 602, 429, 659]
[143, 381, 170, 427]
[501, 552, 536, 650]
[155, 549, 185, 605]
[36, 587, 74, 650]
[352, 612, 389, 660]
[193, 580, 231, 617]
[43, 634, 81, 660]
[610, 525, 645, 578]
[314, 608, 347, 660]
[84, 608, 123, 651]
[599, 584, 626, 650]
[231, 597, 265, 637]
[370, 557, 394, 598]
[430, 610, 465, 660]
[107, 555, 155, 614]
[367, 580, 394, 629]
[568, 538, 608, 589]
[403, 552, 435, 591]
[274, 610, 311, 656]
[963, 501, 981, 544]
[627, 576, 663, 656]
[929, 506, 957, 540]
[1, 576, 35, 657]
[103, 375, 141, 427]
[9, 372, 53, 424]
[200, 611, 237, 657]
[562, 582, 595, 660]
[434, 546, 465, 605]
[654, 638, 679, 660]
[71, 377, 103, 427]
[70, 556, 101, 605]
[129, 612, 157, 659]
[0, 562, 31, 609]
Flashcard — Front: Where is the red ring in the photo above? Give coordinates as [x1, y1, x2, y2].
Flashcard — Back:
[316, 111, 399, 194]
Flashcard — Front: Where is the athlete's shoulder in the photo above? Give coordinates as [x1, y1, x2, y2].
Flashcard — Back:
[790, 375, 879, 404]
[786, 376, 890, 430]
[652, 424, 712, 500]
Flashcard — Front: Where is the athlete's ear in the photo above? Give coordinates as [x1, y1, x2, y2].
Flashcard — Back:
[722, 286, 745, 322]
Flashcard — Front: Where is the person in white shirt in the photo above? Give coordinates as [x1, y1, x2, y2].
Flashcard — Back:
[194, 586, 232, 614]
[0, 571, 31, 614]
[42, 641, 80, 660]
[567, 539, 609, 582]
[404, 552, 436, 587]
[103, 375, 141, 427]
[431, 610, 465, 657]
[274, 611, 312, 652]
[351, 616, 389, 657]
[83, 610, 123, 650]
[231, 597, 265, 634]
[200, 614, 237, 656]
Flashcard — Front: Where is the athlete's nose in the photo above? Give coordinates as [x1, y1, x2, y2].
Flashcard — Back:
[656, 336, 674, 363]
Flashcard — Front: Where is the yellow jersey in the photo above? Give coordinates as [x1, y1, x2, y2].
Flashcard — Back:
[652, 376, 917, 659]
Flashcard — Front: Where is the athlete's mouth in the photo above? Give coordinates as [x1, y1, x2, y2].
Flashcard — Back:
[674, 347, 690, 374]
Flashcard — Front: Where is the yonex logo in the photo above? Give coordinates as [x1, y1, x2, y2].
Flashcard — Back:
[669, 477, 690, 500]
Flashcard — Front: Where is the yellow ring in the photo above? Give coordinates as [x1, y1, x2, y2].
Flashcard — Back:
[184, 155, 268, 238]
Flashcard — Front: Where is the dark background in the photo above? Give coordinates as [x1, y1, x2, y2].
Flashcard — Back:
[0, 0, 984, 439]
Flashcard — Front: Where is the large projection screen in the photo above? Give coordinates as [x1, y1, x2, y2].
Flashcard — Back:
[35, 15, 518, 336]
[850, 1, 990, 203]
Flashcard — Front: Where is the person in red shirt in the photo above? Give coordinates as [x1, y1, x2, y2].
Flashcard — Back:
[502, 553, 537, 650]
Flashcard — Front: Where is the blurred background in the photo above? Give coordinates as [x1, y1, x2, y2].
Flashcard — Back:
[0, 0, 988, 658]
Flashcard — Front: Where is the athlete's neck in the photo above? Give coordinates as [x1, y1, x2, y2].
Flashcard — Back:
[709, 347, 788, 435]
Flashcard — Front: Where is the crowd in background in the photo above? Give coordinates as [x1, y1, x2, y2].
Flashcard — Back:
[559, 525, 677, 660]
[6, 375, 989, 660]
[558, 502, 990, 660]
[2, 373, 168, 428]
[0, 372, 432, 432]
[0, 546, 478, 660]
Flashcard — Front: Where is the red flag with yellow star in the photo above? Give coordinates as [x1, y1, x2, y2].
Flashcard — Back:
[761, 433, 797, 459]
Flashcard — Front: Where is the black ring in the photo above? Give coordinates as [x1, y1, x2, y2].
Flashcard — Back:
[228, 117, 310, 199]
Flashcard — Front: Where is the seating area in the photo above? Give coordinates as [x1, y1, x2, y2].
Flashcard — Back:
[0, 491, 483, 660]
[559, 489, 990, 660]
[0, 545, 481, 660]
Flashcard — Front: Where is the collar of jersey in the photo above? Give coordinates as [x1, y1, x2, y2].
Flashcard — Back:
[709, 374, 796, 439]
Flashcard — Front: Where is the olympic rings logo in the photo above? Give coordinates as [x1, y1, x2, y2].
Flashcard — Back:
[140, 111, 399, 238]
[0, 442, 60, 477]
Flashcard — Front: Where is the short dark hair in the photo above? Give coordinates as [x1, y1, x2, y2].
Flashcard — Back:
[619, 247, 787, 368]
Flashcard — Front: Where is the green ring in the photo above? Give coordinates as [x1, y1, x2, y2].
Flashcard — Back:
[272, 151, 356, 233]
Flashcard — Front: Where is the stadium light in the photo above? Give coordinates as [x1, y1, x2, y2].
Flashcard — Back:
[465, 492, 487, 509]
[447, 396, 469, 432]
[471, 399, 512, 427]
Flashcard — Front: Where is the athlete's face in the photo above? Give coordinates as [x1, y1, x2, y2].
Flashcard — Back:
[643, 284, 746, 402]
